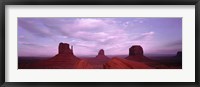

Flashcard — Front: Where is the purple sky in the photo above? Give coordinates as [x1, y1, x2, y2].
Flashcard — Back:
[18, 18, 182, 57]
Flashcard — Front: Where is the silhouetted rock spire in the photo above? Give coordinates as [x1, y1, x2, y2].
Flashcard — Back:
[59, 42, 69, 54]
[51, 42, 79, 61]
[98, 49, 105, 55]
[96, 49, 109, 59]
[58, 42, 74, 56]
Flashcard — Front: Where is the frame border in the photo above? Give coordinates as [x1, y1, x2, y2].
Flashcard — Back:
[0, 0, 199, 87]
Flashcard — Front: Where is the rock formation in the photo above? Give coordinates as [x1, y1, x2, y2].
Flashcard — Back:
[95, 49, 109, 59]
[98, 49, 105, 55]
[103, 57, 152, 69]
[74, 49, 110, 69]
[125, 45, 150, 62]
[129, 45, 143, 56]
[176, 51, 182, 58]
[174, 51, 182, 65]
[58, 42, 74, 56]
[34, 42, 80, 69]
[18, 43, 182, 69]
[52, 42, 79, 60]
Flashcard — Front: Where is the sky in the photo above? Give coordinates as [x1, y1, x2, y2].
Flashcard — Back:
[18, 18, 182, 57]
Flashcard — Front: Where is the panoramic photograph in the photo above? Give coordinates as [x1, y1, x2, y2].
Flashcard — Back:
[18, 17, 182, 69]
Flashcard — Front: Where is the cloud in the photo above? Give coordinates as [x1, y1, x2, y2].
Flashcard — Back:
[72, 31, 110, 42]
[18, 35, 27, 41]
[164, 40, 182, 47]
[18, 41, 57, 57]
[74, 18, 106, 29]
[18, 42, 48, 48]
[42, 18, 129, 43]
[18, 18, 182, 56]
[18, 18, 154, 56]
[18, 18, 53, 38]
[133, 31, 154, 41]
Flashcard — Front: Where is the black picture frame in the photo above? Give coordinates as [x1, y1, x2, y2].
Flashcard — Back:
[0, 0, 199, 87]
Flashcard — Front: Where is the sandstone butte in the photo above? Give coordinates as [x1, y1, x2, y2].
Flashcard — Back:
[29, 42, 80, 69]
[125, 45, 152, 62]
[21, 42, 181, 69]
[95, 49, 109, 59]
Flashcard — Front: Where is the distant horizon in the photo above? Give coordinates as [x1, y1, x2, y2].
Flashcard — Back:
[18, 17, 182, 57]
[18, 53, 179, 58]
